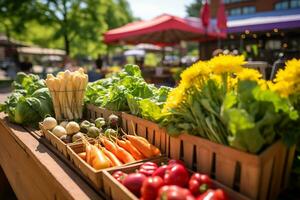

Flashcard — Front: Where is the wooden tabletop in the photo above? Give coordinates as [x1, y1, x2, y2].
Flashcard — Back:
[0, 113, 102, 200]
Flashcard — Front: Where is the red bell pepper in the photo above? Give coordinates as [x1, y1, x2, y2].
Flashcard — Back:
[156, 185, 195, 200]
[152, 165, 168, 178]
[196, 189, 228, 200]
[189, 173, 212, 196]
[141, 176, 164, 200]
[139, 162, 158, 176]
[112, 171, 127, 183]
[164, 164, 189, 187]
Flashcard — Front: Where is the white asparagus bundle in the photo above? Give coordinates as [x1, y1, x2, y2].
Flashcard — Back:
[45, 68, 88, 120]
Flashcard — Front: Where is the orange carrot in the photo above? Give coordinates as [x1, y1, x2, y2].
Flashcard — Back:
[116, 138, 144, 160]
[90, 145, 112, 170]
[115, 144, 136, 164]
[100, 137, 118, 155]
[101, 147, 123, 167]
[126, 135, 161, 158]
[78, 152, 86, 161]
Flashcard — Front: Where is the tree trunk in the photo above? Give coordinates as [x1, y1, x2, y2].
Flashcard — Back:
[64, 33, 70, 55]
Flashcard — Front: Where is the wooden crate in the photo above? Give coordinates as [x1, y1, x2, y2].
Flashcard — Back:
[122, 112, 167, 154]
[86, 104, 122, 121]
[39, 122, 68, 158]
[67, 142, 164, 191]
[103, 156, 250, 200]
[167, 133, 296, 200]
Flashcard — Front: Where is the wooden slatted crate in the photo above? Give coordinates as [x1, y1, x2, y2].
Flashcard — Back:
[121, 112, 167, 154]
[167, 133, 295, 200]
[103, 156, 250, 200]
[39, 122, 69, 157]
[67, 142, 165, 191]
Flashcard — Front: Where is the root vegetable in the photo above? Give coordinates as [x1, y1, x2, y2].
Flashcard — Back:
[52, 125, 67, 138]
[43, 117, 57, 130]
[66, 121, 80, 135]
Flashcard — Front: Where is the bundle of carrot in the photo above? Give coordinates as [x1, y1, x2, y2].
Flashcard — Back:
[77, 131, 161, 170]
[45, 68, 88, 120]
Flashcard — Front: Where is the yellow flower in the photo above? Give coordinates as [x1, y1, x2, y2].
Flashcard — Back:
[208, 55, 246, 75]
[273, 58, 300, 97]
[180, 61, 211, 87]
[236, 68, 262, 82]
[163, 83, 187, 111]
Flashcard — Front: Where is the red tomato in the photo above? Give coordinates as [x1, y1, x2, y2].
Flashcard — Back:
[141, 176, 164, 200]
[139, 162, 158, 176]
[164, 164, 189, 187]
[189, 173, 212, 196]
[196, 189, 228, 200]
[122, 173, 146, 197]
[156, 185, 195, 200]
[112, 171, 127, 183]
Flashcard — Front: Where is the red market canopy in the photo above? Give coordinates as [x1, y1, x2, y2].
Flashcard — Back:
[104, 14, 226, 46]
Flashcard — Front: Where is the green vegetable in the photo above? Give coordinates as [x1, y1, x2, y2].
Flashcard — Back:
[104, 128, 117, 137]
[0, 72, 54, 126]
[95, 117, 105, 128]
[85, 65, 171, 122]
[87, 126, 101, 138]
[80, 120, 91, 133]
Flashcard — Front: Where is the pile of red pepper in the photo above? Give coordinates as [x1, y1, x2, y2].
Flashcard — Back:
[112, 160, 228, 200]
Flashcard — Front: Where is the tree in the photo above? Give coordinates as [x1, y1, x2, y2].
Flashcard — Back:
[186, 0, 202, 17]
[0, 0, 134, 57]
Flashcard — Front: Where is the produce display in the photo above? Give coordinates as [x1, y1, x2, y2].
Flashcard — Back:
[45, 68, 88, 120]
[161, 55, 300, 153]
[0, 72, 54, 125]
[112, 160, 228, 200]
[85, 64, 171, 122]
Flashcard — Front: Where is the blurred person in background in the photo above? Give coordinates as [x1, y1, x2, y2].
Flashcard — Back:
[95, 54, 103, 70]
[20, 56, 33, 73]
[88, 54, 103, 82]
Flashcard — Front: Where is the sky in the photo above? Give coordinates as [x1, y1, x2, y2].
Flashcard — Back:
[126, 0, 195, 20]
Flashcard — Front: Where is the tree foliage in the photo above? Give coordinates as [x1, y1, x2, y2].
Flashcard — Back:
[186, 0, 202, 17]
[0, 0, 133, 57]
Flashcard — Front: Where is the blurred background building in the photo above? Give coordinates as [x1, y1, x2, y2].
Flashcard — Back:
[199, 0, 300, 62]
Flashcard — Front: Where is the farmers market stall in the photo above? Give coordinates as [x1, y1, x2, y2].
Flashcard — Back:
[0, 55, 299, 200]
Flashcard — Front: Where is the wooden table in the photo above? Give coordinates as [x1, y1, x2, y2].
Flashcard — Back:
[0, 113, 103, 200]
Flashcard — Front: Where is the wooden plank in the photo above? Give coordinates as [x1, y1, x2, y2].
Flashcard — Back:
[182, 141, 194, 169]
[197, 146, 213, 175]
[268, 142, 286, 200]
[0, 114, 102, 200]
[169, 136, 180, 160]
[215, 154, 236, 188]
[239, 164, 260, 199]
[258, 156, 273, 200]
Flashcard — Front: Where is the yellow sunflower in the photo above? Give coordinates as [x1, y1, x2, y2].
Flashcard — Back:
[208, 55, 246, 75]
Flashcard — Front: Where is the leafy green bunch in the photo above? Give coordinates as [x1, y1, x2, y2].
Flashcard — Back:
[0, 72, 54, 125]
[85, 65, 171, 122]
